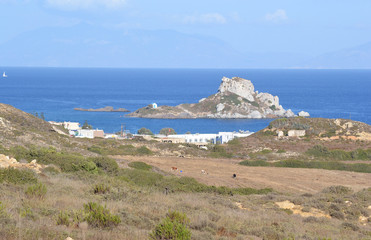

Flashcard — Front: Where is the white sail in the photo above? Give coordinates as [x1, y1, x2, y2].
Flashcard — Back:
[2, 72, 7, 77]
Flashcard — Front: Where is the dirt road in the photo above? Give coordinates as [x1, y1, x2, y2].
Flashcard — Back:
[114, 155, 371, 194]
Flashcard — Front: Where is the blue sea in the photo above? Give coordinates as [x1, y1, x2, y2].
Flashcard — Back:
[0, 68, 370, 134]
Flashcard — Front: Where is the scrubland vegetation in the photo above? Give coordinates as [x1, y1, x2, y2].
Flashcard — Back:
[0, 158, 370, 239]
[1, 105, 371, 239]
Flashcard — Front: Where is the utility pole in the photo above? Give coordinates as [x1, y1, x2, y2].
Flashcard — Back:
[121, 124, 123, 137]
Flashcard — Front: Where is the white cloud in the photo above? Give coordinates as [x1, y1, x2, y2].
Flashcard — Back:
[45, 0, 126, 11]
[183, 13, 226, 24]
[265, 9, 288, 23]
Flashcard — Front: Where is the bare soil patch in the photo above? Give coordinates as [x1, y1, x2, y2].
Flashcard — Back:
[113, 155, 371, 194]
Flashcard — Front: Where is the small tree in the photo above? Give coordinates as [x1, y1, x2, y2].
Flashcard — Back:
[40, 112, 45, 120]
[137, 127, 153, 135]
[82, 120, 92, 129]
[159, 128, 176, 136]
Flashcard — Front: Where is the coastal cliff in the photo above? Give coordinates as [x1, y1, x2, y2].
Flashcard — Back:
[128, 76, 306, 119]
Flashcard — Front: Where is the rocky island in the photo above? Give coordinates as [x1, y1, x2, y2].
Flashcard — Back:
[74, 106, 129, 112]
[128, 76, 308, 119]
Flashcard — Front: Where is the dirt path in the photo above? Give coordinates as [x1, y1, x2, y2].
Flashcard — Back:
[113, 155, 371, 194]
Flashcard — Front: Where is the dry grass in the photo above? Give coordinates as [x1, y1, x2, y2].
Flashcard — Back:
[0, 166, 370, 240]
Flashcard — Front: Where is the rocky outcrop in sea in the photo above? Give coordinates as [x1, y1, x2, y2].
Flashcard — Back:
[74, 106, 129, 112]
[128, 76, 308, 119]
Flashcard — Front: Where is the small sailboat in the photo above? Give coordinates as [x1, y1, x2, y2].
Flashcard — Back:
[2, 72, 7, 78]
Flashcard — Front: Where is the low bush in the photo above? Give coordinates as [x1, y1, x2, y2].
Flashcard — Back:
[306, 145, 371, 160]
[0, 201, 8, 218]
[117, 168, 272, 196]
[56, 211, 70, 226]
[25, 183, 47, 200]
[322, 186, 353, 195]
[341, 222, 360, 231]
[159, 128, 177, 135]
[128, 161, 152, 171]
[90, 157, 119, 173]
[136, 146, 153, 155]
[93, 183, 110, 194]
[137, 127, 153, 135]
[150, 210, 191, 240]
[227, 138, 240, 146]
[83, 202, 121, 228]
[6, 146, 99, 173]
[329, 210, 345, 220]
[209, 145, 232, 158]
[239, 159, 371, 173]
[0, 168, 38, 184]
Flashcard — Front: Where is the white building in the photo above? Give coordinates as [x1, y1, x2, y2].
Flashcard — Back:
[75, 129, 95, 139]
[155, 131, 253, 144]
[152, 103, 158, 109]
[63, 122, 80, 131]
[74, 129, 105, 139]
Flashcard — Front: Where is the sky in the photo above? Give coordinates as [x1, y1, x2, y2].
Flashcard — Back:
[1, 0, 371, 68]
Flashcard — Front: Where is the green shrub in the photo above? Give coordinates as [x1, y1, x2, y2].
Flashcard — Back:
[227, 138, 240, 146]
[259, 130, 277, 136]
[25, 183, 47, 199]
[80, 161, 98, 173]
[128, 161, 152, 171]
[239, 159, 371, 173]
[322, 186, 353, 195]
[209, 145, 232, 158]
[239, 160, 270, 167]
[136, 146, 153, 155]
[42, 165, 60, 174]
[137, 127, 153, 135]
[119, 169, 163, 187]
[117, 168, 272, 196]
[90, 157, 119, 173]
[56, 211, 70, 226]
[0, 201, 7, 218]
[82, 120, 92, 129]
[150, 210, 191, 240]
[93, 183, 110, 194]
[159, 128, 177, 135]
[232, 187, 272, 195]
[6, 146, 101, 173]
[261, 149, 272, 154]
[306, 145, 371, 160]
[0, 168, 38, 184]
[329, 210, 345, 220]
[341, 222, 360, 231]
[83, 202, 121, 228]
[87, 145, 104, 154]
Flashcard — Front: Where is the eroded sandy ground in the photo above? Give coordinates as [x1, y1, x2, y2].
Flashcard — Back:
[113, 156, 371, 194]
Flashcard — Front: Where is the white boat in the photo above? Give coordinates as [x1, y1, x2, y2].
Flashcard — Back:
[2, 72, 7, 78]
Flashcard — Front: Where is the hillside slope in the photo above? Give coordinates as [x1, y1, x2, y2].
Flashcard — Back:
[0, 103, 72, 149]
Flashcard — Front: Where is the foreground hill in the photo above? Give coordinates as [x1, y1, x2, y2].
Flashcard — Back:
[129, 76, 303, 119]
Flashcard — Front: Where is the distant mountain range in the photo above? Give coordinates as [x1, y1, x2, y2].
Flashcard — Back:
[0, 23, 370, 69]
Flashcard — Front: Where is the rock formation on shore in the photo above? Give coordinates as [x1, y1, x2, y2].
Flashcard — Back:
[128, 76, 306, 119]
[74, 106, 129, 112]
